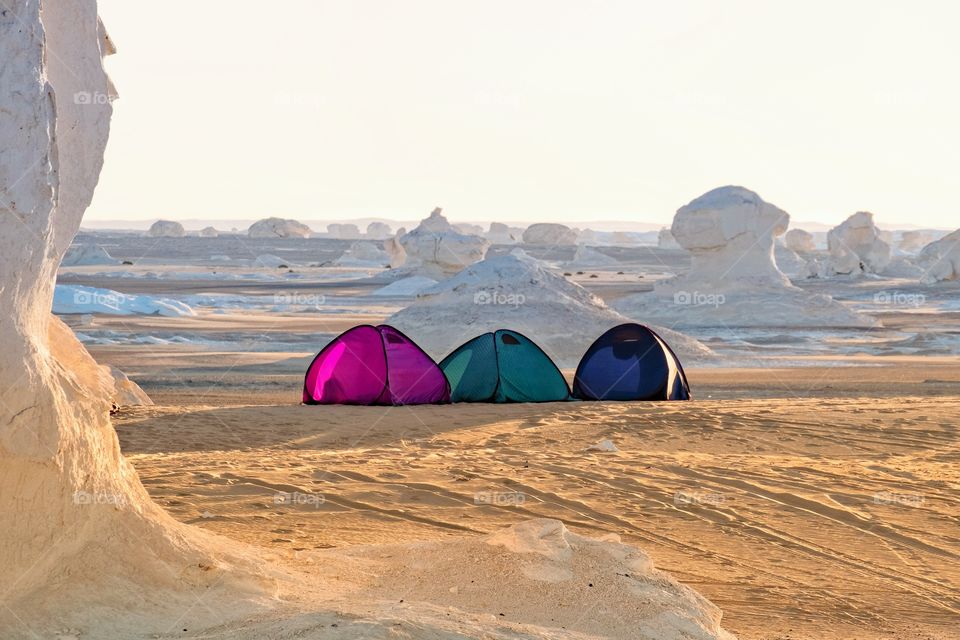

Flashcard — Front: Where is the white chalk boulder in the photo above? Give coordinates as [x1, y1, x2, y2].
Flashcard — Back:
[397, 207, 490, 277]
[785, 228, 816, 253]
[61, 243, 120, 266]
[523, 222, 578, 246]
[486, 222, 522, 244]
[147, 219, 185, 237]
[365, 221, 392, 239]
[249, 217, 312, 238]
[199, 225, 219, 237]
[615, 186, 876, 328]
[826, 212, 891, 275]
[334, 241, 391, 267]
[917, 229, 960, 283]
[326, 222, 361, 239]
[898, 230, 935, 254]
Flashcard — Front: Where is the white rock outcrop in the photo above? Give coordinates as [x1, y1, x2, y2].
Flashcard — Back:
[365, 221, 392, 239]
[199, 225, 219, 237]
[614, 187, 875, 328]
[826, 212, 891, 275]
[61, 243, 120, 266]
[658, 227, 682, 250]
[147, 219, 185, 237]
[397, 207, 490, 277]
[248, 217, 312, 238]
[486, 222, 522, 244]
[0, 4, 270, 634]
[384, 227, 407, 267]
[326, 222, 361, 239]
[898, 230, 935, 254]
[333, 241, 391, 267]
[388, 250, 711, 366]
[917, 229, 960, 283]
[522, 222, 578, 246]
[785, 228, 816, 253]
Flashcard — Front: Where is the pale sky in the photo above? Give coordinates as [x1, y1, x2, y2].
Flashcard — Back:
[90, 0, 959, 227]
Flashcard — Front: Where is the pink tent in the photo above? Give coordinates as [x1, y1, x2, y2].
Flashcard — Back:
[302, 325, 450, 405]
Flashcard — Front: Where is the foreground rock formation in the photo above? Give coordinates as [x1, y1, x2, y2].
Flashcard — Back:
[917, 229, 960, 283]
[248, 217, 312, 238]
[0, 2, 274, 635]
[826, 212, 891, 275]
[396, 208, 490, 277]
[389, 250, 710, 366]
[147, 219, 186, 237]
[615, 186, 874, 328]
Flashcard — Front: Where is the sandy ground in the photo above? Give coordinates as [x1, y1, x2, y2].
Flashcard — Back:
[112, 364, 960, 640]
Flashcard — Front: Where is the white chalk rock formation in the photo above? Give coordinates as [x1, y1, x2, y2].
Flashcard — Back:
[566, 245, 620, 268]
[615, 187, 875, 328]
[199, 225, 219, 237]
[383, 227, 407, 267]
[785, 228, 816, 253]
[326, 222, 361, 239]
[898, 230, 935, 254]
[61, 243, 120, 266]
[248, 217, 312, 238]
[0, 4, 272, 634]
[397, 207, 490, 277]
[453, 222, 485, 236]
[658, 227, 682, 250]
[917, 229, 960, 283]
[826, 212, 891, 275]
[333, 241, 390, 267]
[774, 244, 807, 277]
[365, 221, 392, 239]
[147, 219, 185, 237]
[522, 222, 578, 245]
[389, 250, 711, 366]
[486, 222, 522, 244]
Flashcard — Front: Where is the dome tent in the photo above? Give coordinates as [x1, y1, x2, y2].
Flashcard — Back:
[439, 330, 571, 403]
[573, 324, 690, 401]
[303, 325, 450, 405]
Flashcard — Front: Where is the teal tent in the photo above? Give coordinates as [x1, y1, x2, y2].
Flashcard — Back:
[439, 330, 571, 403]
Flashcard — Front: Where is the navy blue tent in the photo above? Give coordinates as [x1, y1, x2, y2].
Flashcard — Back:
[573, 324, 690, 401]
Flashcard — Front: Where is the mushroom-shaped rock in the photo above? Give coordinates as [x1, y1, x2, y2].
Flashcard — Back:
[917, 229, 960, 283]
[523, 222, 578, 246]
[785, 228, 816, 253]
[614, 187, 875, 328]
[365, 221, 392, 239]
[388, 250, 710, 366]
[398, 208, 490, 277]
[670, 185, 790, 289]
[826, 212, 891, 275]
[147, 219, 185, 237]
[248, 217, 312, 238]
[61, 243, 120, 266]
[199, 226, 219, 237]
